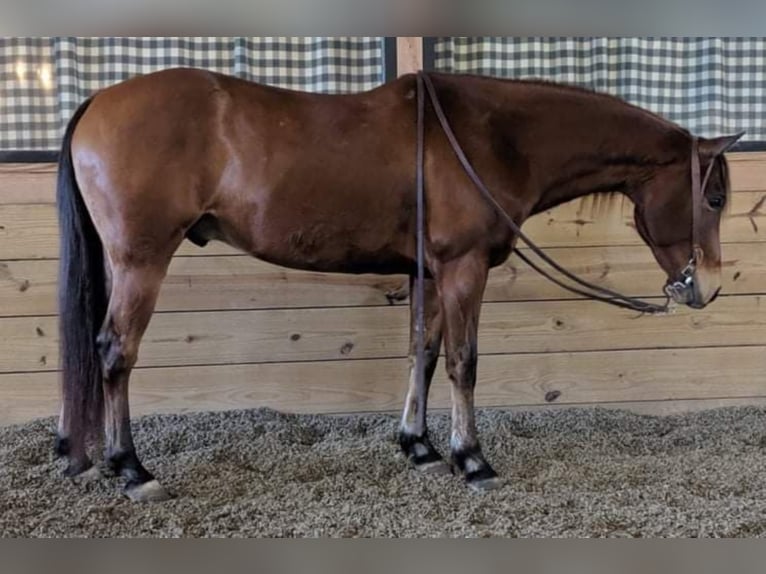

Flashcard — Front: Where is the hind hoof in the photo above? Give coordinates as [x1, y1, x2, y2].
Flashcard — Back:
[63, 458, 96, 479]
[467, 475, 504, 492]
[415, 459, 452, 475]
[125, 479, 172, 502]
[70, 465, 103, 484]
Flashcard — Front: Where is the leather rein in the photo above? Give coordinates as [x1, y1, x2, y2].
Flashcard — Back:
[413, 71, 716, 389]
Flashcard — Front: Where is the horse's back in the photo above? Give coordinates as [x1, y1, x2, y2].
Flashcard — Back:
[69, 68, 422, 272]
[205, 72, 420, 271]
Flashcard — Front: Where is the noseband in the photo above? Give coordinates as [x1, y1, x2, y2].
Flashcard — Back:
[412, 71, 714, 387]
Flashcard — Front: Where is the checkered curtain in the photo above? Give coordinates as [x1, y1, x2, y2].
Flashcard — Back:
[435, 37, 766, 142]
[1, 37, 385, 152]
[1, 38, 59, 150]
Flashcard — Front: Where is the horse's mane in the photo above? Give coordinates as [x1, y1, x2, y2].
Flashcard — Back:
[444, 72, 691, 139]
[431, 73, 732, 213]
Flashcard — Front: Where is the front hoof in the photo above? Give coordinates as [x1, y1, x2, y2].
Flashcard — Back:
[452, 447, 502, 492]
[399, 431, 447, 471]
[125, 479, 172, 502]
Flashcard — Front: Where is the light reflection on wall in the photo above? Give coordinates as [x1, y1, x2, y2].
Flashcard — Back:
[13, 60, 53, 89]
[38, 64, 52, 90]
[15, 60, 26, 82]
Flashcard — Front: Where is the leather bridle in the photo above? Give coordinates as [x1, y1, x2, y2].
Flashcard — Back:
[412, 71, 716, 390]
[663, 136, 716, 303]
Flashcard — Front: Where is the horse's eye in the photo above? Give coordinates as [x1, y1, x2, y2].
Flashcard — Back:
[707, 195, 725, 210]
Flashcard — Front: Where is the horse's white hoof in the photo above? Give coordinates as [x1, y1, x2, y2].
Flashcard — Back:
[467, 476, 504, 493]
[72, 465, 102, 484]
[415, 459, 452, 475]
[125, 479, 172, 502]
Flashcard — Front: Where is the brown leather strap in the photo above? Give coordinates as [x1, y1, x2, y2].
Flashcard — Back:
[691, 137, 702, 262]
[414, 73, 426, 395]
[692, 139, 718, 266]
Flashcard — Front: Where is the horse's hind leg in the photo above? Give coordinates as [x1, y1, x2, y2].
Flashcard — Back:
[438, 252, 500, 491]
[98, 262, 170, 501]
[398, 276, 449, 473]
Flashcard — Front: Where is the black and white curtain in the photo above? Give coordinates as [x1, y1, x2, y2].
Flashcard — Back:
[435, 37, 765, 142]
[2, 37, 764, 152]
[0, 37, 386, 152]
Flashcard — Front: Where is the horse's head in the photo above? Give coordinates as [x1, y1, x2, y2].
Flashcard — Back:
[632, 132, 744, 309]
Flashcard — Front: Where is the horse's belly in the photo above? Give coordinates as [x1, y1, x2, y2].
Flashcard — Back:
[253, 237, 413, 276]
[259, 224, 413, 275]
[194, 208, 414, 275]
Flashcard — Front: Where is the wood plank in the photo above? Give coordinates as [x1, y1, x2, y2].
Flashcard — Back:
[2, 243, 765, 317]
[0, 256, 405, 317]
[523, 189, 766, 248]
[396, 37, 423, 76]
[0, 163, 57, 205]
[2, 345, 764, 425]
[470, 396, 766, 417]
[1, 190, 765, 260]
[1, 154, 761, 205]
[727, 152, 766, 191]
[576, 397, 766, 417]
[0, 203, 237, 259]
[2, 295, 764, 373]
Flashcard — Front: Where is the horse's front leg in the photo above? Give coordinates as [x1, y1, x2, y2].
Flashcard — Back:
[399, 276, 449, 473]
[438, 252, 501, 491]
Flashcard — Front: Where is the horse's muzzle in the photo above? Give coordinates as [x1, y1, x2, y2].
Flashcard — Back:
[688, 286, 721, 309]
[665, 276, 721, 309]
[664, 274, 695, 306]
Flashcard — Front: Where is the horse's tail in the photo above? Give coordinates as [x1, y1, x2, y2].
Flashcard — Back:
[56, 97, 108, 447]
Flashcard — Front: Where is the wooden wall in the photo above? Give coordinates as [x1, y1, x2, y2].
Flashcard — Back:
[0, 155, 764, 425]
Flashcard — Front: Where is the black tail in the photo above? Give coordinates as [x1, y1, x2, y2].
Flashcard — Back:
[57, 97, 108, 448]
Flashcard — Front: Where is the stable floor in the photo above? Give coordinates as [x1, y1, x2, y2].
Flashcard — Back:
[2, 406, 766, 537]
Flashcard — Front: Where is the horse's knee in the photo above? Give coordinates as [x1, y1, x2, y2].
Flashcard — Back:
[96, 324, 134, 381]
[445, 341, 478, 387]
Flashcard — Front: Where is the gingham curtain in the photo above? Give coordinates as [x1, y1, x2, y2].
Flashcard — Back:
[0, 37, 385, 152]
[435, 37, 766, 142]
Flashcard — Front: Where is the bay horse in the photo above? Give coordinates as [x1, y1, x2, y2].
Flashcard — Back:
[55, 68, 741, 501]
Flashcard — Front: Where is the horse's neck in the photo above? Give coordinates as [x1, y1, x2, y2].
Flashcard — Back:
[524, 129, 685, 216]
[529, 154, 656, 214]
[475, 78, 687, 215]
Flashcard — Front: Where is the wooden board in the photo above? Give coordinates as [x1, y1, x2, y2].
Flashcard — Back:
[0, 163, 57, 205]
[1, 190, 765, 260]
[727, 152, 766, 191]
[0, 203, 236, 259]
[396, 37, 423, 76]
[2, 345, 764, 425]
[2, 295, 764, 373]
[2, 243, 764, 317]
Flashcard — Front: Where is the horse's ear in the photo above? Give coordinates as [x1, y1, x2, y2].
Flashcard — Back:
[699, 131, 746, 157]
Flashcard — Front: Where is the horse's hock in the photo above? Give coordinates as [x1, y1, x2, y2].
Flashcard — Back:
[0, 152, 764, 425]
